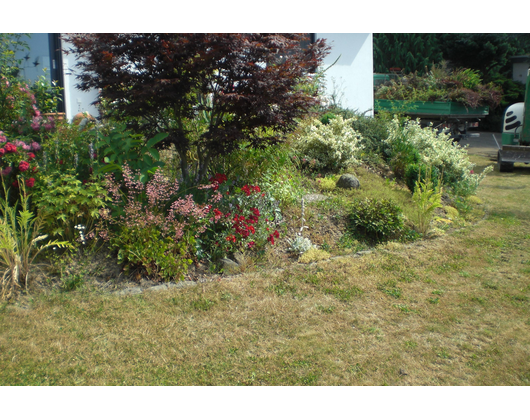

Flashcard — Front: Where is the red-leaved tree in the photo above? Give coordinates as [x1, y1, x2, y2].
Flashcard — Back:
[64, 33, 330, 183]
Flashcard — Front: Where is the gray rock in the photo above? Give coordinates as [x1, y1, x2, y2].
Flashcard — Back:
[336, 174, 360, 189]
[221, 258, 240, 274]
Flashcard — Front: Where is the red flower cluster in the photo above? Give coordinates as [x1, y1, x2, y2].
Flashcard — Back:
[0, 135, 40, 189]
[209, 173, 228, 191]
[241, 184, 261, 196]
[267, 230, 280, 245]
[3, 143, 17, 153]
[18, 161, 30, 172]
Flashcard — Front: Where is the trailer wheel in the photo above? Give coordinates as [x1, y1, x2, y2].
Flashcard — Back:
[498, 151, 514, 172]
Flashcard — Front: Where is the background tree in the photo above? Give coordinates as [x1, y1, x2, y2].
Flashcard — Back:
[438, 34, 525, 83]
[373, 34, 443, 74]
[64, 33, 329, 183]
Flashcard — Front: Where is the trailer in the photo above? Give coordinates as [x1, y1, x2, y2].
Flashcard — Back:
[497, 70, 530, 172]
[374, 99, 489, 142]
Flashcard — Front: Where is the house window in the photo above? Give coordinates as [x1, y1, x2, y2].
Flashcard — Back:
[14, 33, 65, 113]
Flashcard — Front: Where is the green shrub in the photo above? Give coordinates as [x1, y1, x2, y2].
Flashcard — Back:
[316, 175, 337, 192]
[382, 125, 420, 180]
[320, 112, 337, 125]
[213, 142, 305, 206]
[348, 198, 406, 244]
[32, 170, 110, 242]
[114, 224, 191, 280]
[405, 164, 440, 193]
[93, 124, 168, 183]
[349, 113, 389, 159]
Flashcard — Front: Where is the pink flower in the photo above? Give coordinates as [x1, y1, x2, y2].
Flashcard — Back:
[27, 152, 35, 161]
[25, 177, 35, 188]
[0, 148, 4, 157]
[1, 166, 12, 176]
[19, 161, 30, 172]
[31, 117, 40, 130]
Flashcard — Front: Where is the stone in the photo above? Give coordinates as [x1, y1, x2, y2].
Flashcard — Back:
[221, 258, 240, 274]
[336, 174, 360, 189]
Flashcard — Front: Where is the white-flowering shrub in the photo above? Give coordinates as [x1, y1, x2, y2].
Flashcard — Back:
[292, 116, 364, 170]
[384, 117, 493, 196]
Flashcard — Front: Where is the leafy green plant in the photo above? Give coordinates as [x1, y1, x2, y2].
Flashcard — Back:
[384, 128, 420, 180]
[315, 175, 337, 192]
[412, 175, 443, 236]
[93, 124, 168, 183]
[214, 141, 305, 207]
[405, 163, 440, 193]
[348, 198, 406, 244]
[0, 177, 72, 300]
[30, 72, 63, 114]
[32, 170, 110, 241]
[115, 224, 191, 280]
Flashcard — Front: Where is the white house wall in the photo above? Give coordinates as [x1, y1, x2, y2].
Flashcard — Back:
[60, 38, 100, 121]
[315, 33, 374, 116]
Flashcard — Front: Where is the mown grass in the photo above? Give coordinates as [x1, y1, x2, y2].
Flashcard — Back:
[1, 154, 529, 386]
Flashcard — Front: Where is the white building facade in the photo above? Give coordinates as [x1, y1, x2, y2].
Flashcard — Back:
[313, 33, 374, 116]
